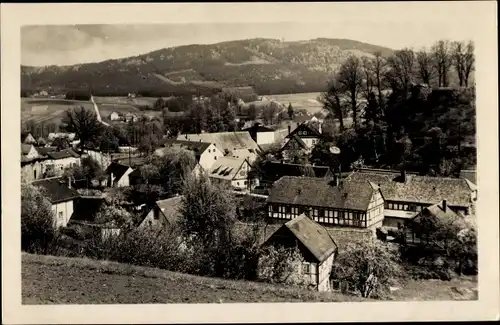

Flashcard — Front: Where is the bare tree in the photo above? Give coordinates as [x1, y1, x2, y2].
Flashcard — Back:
[371, 51, 388, 111]
[337, 55, 363, 128]
[320, 78, 345, 131]
[464, 41, 475, 87]
[416, 49, 436, 86]
[386, 48, 416, 94]
[431, 40, 453, 87]
[361, 56, 375, 100]
[451, 41, 466, 87]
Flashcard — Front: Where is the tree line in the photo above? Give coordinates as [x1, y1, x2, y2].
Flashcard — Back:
[318, 39, 476, 176]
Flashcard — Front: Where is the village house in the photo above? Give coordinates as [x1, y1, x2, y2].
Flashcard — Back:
[32, 177, 80, 228]
[242, 123, 276, 146]
[108, 111, 121, 121]
[403, 200, 471, 246]
[21, 144, 47, 181]
[21, 132, 37, 145]
[266, 176, 385, 231]
[207, 156, 254, 190]
[284, 122, 323, 149]
[347, 169, 477, 229]
[105, 162, 134, 188]
[259, 214, 338, 292]
[43, 149, 81, 177]
[177, 131, 261, 157]
[157, 139, 224, 171]
[124, 112, 138, 123]
[138, 196, 183, 231]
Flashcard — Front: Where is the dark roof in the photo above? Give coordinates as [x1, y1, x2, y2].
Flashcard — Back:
[105, 162, 132, 181]
[411, 201, 470, 231]
[35, 146, 58, 155]
[346, 171, 475, 207]
[281, 134, 308, 150]
[46, 149, 80, 160]
[283, 214, 338, 262]
[286, 122, 322, 139]
[21, 144, 33, 155]
[32, 177, 80, 204]
[21, 132, 34, 142]
[156, 196, 184, 224]
[260, 161, 333, 183]
[267, 176, 379, 211]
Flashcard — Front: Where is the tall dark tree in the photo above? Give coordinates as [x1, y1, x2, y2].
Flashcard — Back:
[320, 79, 345, 131]
[287, 103, 294, 120]
[463, 41, 475, 87]
[247, 103, 258, 121]
[63, 106, 103, 150]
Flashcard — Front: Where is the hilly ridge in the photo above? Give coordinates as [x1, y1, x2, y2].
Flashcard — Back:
[21, 38, 393, 96]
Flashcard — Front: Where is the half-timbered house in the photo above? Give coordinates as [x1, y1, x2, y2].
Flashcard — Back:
[266, 176, 385, 230]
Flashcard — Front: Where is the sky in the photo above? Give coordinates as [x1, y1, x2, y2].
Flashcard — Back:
[20, 2, 483, 66]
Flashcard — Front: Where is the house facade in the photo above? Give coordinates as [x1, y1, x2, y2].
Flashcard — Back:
[43, 149, 81, 176]
[283, 122, 323, 149]
[157, 140, 224, 171]
[207, 156, 253, 190]
[32, 177, 80, 228]
[109, 111, 121, 121]
[242, 123, 276, 146]
[105, 162, 134, 187]
[266, 176, 385, 231]
[259, 214, 338, 292]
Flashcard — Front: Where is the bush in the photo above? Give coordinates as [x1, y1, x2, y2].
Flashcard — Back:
[21, 183, 58, 254]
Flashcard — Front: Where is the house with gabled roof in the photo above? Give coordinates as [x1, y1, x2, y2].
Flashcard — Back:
[105, 162, 134, 188]
[157, 139, 224, 170]
[242, 122, 277, 146]
[33, 176, 80, 228]
[346, 169, 477, 228]
[21, 132, 37, 145]
[259, 214, 338, 292]
[266, 176, 385, 230]
[138, 196, 184, 231]
[404, 200, 472, 247]
[177, 131, 260, 157]
[207, 156, 254, 190]
[43, 149, 81, 177]
[284, 122, 323, 149]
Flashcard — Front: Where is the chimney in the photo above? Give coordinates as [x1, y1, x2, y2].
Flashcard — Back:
[442, 199, 447, 212]
[68, 176, 72, 189]
[401, 169, 407, 182]
[185, 134, 188, 140]
[110, 172, 114, 187]
[288, 125, 291, 135]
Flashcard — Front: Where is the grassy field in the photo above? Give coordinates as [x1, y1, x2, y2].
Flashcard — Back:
[22, 253, 477, 304]
[21, 98, 95, 124]
[266, 92, 325, 115]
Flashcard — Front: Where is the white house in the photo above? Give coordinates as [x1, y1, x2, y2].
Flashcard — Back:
[283, 122, 323, 149]
[242, 123, 276, 146]
[177, 131, 260, 157]
[207, 156, 253, 190]
[157, 140, 224, 171]
[43, 149, 81, 177]
[32, 177, 80, 228]
[105, 162, 134, 187]
[109, 111, 121, 121]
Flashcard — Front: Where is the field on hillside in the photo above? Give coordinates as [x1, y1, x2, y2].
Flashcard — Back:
[22, 253, 356, 304]
[266, 92, 325, 115]
[22, 253, 477, 304]
[21, 98, 94, 124]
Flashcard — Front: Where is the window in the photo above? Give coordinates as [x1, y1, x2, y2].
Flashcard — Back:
[285, 206, 291, 214]
[236, 182, 239, 186]
[208, 149, 211, 153]
[302, 263, 310, 273]
[214, 156, 217, 160]
[244, 181, 247, 185]
[58, 211, 63, 219]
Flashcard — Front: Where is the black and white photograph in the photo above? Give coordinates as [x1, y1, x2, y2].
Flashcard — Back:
[1, 2, 499, 324]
